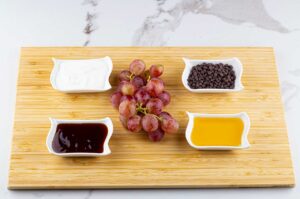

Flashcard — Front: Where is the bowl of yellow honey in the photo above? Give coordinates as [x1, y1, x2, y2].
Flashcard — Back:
[185, 112, 250, 150]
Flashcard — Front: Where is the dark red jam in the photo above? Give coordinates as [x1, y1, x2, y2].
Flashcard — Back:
[52, 123, 108, 153]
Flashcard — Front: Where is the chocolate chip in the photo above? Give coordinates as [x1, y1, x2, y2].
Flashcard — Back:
[187, 63, 236, 89]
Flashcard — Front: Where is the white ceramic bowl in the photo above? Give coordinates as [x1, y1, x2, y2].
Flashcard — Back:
[182, 57, 244, 93]
[46, 117, 113, 157]
[185, 112, 250, 150]
[50, 56, 113, 93]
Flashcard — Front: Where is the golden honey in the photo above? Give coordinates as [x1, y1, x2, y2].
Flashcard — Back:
[191, 117, 244, 146]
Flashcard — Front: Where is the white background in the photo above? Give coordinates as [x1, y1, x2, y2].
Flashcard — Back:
[1, 0, 300, 198]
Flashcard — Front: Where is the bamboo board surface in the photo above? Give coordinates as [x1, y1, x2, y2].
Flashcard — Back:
[9, 47, 294, 189]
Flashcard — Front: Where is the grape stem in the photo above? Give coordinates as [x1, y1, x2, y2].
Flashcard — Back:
[135, 103, 163, 121]
[136, 103, 148, 115]
[153, 114, 163, 121]
[127, 71, 150, 82]
[128, 73, 135, 80]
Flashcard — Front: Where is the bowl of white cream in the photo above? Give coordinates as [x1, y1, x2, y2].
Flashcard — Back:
[50, 56, 113, 93]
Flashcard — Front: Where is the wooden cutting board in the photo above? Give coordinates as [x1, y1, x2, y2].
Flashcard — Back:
[9, 47, 294, 189]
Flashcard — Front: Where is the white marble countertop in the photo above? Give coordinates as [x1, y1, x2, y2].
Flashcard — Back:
[1, 0, 300, 198]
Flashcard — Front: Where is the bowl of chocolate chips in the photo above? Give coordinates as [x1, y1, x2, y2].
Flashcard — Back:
[182, 57, 244, 93]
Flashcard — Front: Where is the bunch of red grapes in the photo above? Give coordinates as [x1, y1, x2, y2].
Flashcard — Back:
[110, 59, 179, 141]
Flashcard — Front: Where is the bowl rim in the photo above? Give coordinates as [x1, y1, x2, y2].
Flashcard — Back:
[50, 56, 113, 93]
[46, 117, 113, 157]
[182, 57, 244, 93]
[185, 112, 251, 150]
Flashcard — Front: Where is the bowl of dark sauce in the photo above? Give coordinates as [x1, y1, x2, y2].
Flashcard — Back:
[46, 118, 113, 157]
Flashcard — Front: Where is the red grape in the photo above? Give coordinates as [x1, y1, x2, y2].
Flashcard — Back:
[149, 64, 164, 77]
[161, 117, 179, 133]
[110, 91, 122, 109]
[158, 91, 171, 106]
[113, 59, 178, 141]
[119, 100, 136, 118]
[142, 114, 159, 133]
[146, 77, 164, 97]
[146, 98, 163, 115]
[134, 87, 151, 106]
[159, 111, 172, 120]
[143, 69, 150, 81]
[119, 70, 131, 82]
[119, 115, 128, 128]
[148, 128, 165, 142]
[131, 75, 146, 89]
[120, 82, 136, 96]
[129, 59, 146, 75]
[120, 95, 136, 103]
[127, 115, 142, 133]
[117, 80, 127, 92]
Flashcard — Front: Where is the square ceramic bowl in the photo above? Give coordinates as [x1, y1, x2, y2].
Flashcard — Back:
[185, 112, 250, 150]
[182, 57, 244, 93]
[50, 56, 113, 93]
[46, 117, 113, 157]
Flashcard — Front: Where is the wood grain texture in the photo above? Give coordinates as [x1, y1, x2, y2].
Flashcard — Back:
[8, 47, 294, 189]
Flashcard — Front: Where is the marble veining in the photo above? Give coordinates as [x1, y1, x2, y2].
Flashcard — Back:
[83, 0, 100, 46]
[133, 0, 290, 46]
[282, 80, 300, 111]
[201, 0, 290, 33]
[1, 0, 300, 198]
[84, 190, 93, 199]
